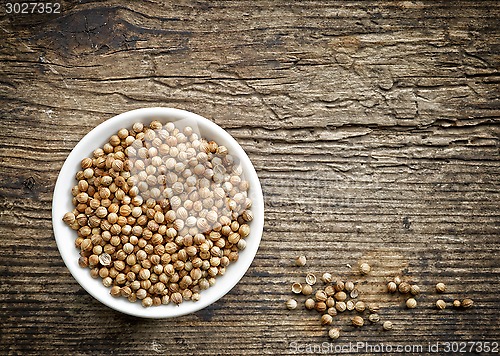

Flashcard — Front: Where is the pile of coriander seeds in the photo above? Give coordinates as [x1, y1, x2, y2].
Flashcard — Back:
[63, 120, 253, 307]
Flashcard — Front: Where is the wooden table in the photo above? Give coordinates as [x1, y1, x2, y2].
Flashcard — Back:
[1, 1, 499, 354]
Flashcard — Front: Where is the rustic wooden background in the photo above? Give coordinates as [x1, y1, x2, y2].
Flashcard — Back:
[1, 1, 499, 355]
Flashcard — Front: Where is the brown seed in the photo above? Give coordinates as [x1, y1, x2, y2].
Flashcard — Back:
[324, 285, 335, 297]
[326, 297, 335, 308]
[462, 298, 474, 308]
[305, 273, 317, 286]
[315, 290, 327, 302]
[334, 291, 347, 302]
[315, 302, 327, 313]
[383, 321, 393, 330]
[436, 283, 446, 293]
[295, 256, 307, 267]
[321, 314, 333, 325]
[410, 284, 420, 296]
[352, 316, 364, 327]
[286, 299, 298, 310]
[328, 328, 340, 340]
[302, 284, 313, 296]
[291, 282, 302, 294]
[393, 276, 402, 285]
[334, 280, 344, 292]
[344, 281, 355, 292]
[398, 282, 411, 294]
[335, 301, 346, 312]
[305, 298, 315, 310]
[436, 299, 446, 310]
[406, 298, 417, 309]
[355, 301, 366, 312]
[453, 300, 461, 308]
[346, 300, 355, 311]
[387, 281, 397, 293]
[360, 263, 371, 275]
[368, 304, 380, 313]
[327, 307, 337, 316]
[321, 273, 333, 284]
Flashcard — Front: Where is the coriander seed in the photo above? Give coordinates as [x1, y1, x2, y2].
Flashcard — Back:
[315, 302, 327, 313]
[302, 284, 313, 296]
[327, 307, 337, 316]
[292, 282, 303, 294]
[383, 321, 393, 330]
[334, 291, 347, 302]
[398, 282, 411, 294]
[410, 284, 420, 296]
[295, 255, 307, 267]
[462, 298, 474, 308]
[346, 300, 355, 311]
[436, 299, 446, 310]
[393, 276, 402, 285]
[406, 298, 417, 309]
[321, 272, 333, 284]
[368, 314, 380, 323]
[352, 316, 364, 327]
[360, 263, 371, 275]
[315, 290, 327, 302]
[344, 281, 354, 292]
[335, 301, 346, 312]
[286, 299, 298, 310]
[321, 314, 333, 325]
[354, 301, 366, 312]
[328, 328, 340, 340]
[305, 298, 315, 310]
[436, 283, 446, 293]
[306, 273, 317, 286]
[387, 281, 397, 293]
[453, 300, 461, 308]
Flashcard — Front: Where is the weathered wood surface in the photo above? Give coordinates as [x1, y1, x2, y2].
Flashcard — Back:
[1, 1, 499, 355]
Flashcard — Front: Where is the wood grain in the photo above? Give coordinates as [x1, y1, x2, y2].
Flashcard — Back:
[1, 1, 499, 355]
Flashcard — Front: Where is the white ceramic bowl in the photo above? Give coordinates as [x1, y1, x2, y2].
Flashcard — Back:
[52, 107, 264, 318]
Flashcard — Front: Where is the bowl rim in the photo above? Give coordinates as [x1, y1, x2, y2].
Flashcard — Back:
[52, 107, 264, 318]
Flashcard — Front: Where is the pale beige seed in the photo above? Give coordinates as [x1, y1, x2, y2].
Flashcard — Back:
[328, 328, 340, 340]
[398, 282, 411, 294]
[286, 299, 298, 310]
[462, 299, 474, 308]
[305, 273, 317, 286]
[436, 283, 446, 293]
[302, 284, 313, 296]
[410, 284, 420, 296]
[295, 255, 307, 267]
[352, 316, 364, 327]
[387, 281, 397, 293]
[436, 300, 446, 310]
[346, 300, 355, 311]
[321, 273, 333, 284]
[305, 298, 315, 310]
[383, 321, 393, 330]
[453, 300, 461, 308]
[321, 314, 333, 325]
[354, 301, 366, 312]
[368, 314, 380, 323]
[360, 263, 371, 275]
[344, 281, 354, 292]
[292, 282, 302, 294]
[406, 298, 417, 309]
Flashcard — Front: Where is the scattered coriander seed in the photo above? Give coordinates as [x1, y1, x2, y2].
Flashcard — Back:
[327, 307, 337, 316]
[387, 281, 397, 293]
[286, 299, 298, 310]
[315, 290, 328, 302]
[393, 276, 402, 285]
[344, 281, 354, 292]
[354, 301, 366, 312]
[367, 304, 380, 313]
[328, 327, 340, 340]
[321, 272, 333, 284]
[324, 285, 335, 297]
[360, 263, 371, 275]
[436, 283, 446, 293]
[326, 297, 335, 308]
[315, 302, 327, 313]
[334, 291, 347, 302]
[406, 298, 417, 309]
[334, 280, 345, 292]
[305, 298, 315, 310]
[302, 284, 313, 296]
[306, 273, 317, 286]
[398, 282, 411, 294]
[383, 321, 393, 330]
[335, 301, 347, 312]
[453, 299, 461, 308]
[368, 314, 380, 323]
[321, 314, 333, 325]
[350, 289, 359, 299]
[462, 298, 474, 308]
[352, 316, 364, 327]
[436, 299, 446, 310]
[292, 282, 303, 294]
[410, 284, 420, 296]
[346, 300, 355, 311]
[295, 256, 307, 267]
